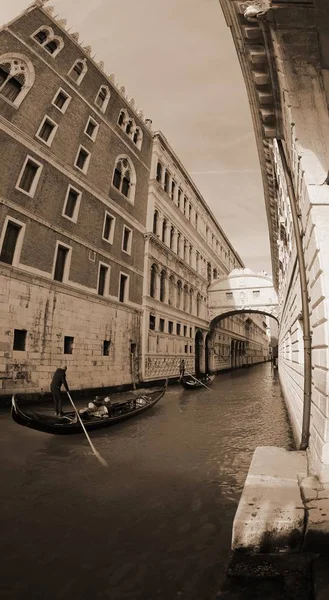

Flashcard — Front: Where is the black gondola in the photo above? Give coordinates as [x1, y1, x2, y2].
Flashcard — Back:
[11, 380, 167, 435]
[180, 374, 215, 390]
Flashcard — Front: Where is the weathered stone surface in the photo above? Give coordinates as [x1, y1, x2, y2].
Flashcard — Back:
[232, 447, 307, 552]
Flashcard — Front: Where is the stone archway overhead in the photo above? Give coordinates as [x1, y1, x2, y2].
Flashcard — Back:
[208, 268, 278, 321]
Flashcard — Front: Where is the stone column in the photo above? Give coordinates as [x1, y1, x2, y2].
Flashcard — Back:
[157, 213, 164, 239]
[164, 221, 171, 247]
[199, 341, 206, 374]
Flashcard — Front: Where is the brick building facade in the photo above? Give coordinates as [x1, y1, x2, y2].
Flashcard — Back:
[0, 1, 152, 394]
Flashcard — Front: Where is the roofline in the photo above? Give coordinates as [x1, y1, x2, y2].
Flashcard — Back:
[153, 130, 245, 267]
[2, 1, 152, 133]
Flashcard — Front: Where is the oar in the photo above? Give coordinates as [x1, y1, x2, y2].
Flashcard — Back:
[185, 372, 212, 391]
[66, 391, 108, 467]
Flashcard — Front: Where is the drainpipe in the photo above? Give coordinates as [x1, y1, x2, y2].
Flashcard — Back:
[277, 140, 312, 450]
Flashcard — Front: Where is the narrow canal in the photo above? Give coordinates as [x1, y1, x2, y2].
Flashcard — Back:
[0, 363, 294, 600]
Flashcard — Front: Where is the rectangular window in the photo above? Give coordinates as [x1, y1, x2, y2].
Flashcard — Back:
[122, 226, 132, 254]
[53, 244, 70, 282]
[0, 220, 22, 265]
[190, 327, 192, 338]
[52, 88, 71, 113]
[98, 263, 110, 296]
[149, 315, 156, 330]
[168, 321, 173, 334]
[62, 186, 81, 222]
[185, 344, 188, 354]
[159, 318, 165, 332]
[183, 325, 187, 337]
[103, 340, 111, 356]
[171, 180, 176, 200]
[102, 212, 115, 244]
[36, 115, 58, 146]
[13, 329, 27, 351]
[183, 197, 187, 215]
[177, 188, 182, 209]
[64, 336, 74, 354]
[84, 117, 99, 141]
[74, 146, 90, 173]
[176, 323, 181, 336]
[119, 273, 128, 303]
[16, 157, 42, 197]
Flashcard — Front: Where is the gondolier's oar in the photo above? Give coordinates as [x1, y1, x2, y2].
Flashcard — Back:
[185, 372, 212, 391]
[66, 391, 108, 467]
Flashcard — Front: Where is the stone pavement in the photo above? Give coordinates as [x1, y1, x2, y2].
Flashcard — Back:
[219, 446, 329, 599]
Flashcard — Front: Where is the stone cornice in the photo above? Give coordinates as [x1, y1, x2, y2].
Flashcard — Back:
[219, 0, 291, 289]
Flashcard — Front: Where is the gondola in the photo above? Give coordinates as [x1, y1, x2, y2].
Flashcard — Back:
[11, 380, 167, 435]
[180, 374, 215, 390]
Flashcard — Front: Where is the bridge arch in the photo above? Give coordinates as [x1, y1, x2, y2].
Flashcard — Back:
[208, 269, 278, 323]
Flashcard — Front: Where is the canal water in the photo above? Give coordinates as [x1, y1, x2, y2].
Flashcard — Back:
[0, 363, 294, 600]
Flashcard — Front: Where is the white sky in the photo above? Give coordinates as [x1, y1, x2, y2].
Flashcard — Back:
[2, 0, 272, 274]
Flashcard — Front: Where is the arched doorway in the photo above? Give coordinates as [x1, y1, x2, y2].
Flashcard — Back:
[195, 330, 203, 375]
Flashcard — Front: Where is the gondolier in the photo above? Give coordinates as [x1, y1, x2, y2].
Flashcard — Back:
[50, 366, 70, 417]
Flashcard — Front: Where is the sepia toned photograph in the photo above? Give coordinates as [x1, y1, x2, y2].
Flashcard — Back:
[0, 1, 329, 599]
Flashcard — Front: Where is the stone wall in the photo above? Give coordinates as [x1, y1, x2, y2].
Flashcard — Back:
[271, 9, 329, 481]
[0, 265, 141, 395]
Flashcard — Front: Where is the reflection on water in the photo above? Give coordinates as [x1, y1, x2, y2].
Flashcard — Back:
[0, 363, 293, 600]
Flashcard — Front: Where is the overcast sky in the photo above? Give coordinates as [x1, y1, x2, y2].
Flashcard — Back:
[2, 0, 271, 274]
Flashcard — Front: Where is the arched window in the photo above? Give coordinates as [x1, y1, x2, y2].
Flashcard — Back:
[189, 289, 193, 313]
[95, 86, 110, 112]
[133, 127, 143, 149]
[160, 270, 166, 302]
[207, 262, 212, 283]
[153, 210, 158, 235]
[176, 280, 182, 309]
[183, 284, 189, 311]
[150, 264, 157, 298]
[118, 109, 127, 126]
[196, 293, 201, 317]
[34, 29, 48, 44]
[156, 162, 162, 183]
[170, 226, 174, 250]
[32, 27, 63, 58]
[126, 120, 133, 135]
[44, 38, 61, 55]
[112, 156, 135, 202]
[162, 219, 167, 243]
[164, 170, 170, 193]
[0, 54, 35, 107]
[69, 59, 87, 84]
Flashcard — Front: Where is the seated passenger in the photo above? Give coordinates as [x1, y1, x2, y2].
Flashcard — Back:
[79, 396, 112, 419]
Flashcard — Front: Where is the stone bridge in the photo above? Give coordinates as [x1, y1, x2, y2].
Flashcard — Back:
[208, 268, 278, 325]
